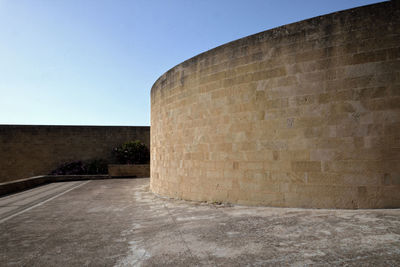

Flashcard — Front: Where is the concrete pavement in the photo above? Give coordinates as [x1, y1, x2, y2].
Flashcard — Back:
[0, 181, 89, 223]
[1, 178, 399, 266]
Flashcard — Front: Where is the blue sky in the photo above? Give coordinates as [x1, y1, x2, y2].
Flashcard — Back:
[0, 0, 384, 126]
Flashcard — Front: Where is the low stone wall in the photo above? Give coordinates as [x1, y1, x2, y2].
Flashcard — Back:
[150, 1, 400, 208]
[0, 125, 150, 183]
[108, 164, 150, 178]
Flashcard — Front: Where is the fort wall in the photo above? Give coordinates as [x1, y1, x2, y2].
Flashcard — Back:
[150, 1, 400, 208]
[0, 125, 150, 183]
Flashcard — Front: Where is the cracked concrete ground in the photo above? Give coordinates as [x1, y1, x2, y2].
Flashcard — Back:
[1, 178, 399, 266]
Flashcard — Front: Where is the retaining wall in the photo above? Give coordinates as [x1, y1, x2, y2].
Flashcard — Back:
[150, 1, 400, 208]
[0, 125, 150, 183]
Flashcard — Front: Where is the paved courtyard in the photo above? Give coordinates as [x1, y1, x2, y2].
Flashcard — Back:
[1, 178, 399, 266]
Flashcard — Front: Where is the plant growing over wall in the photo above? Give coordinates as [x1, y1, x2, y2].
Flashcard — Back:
[112, 140, 149, 164]
[50, 159, 108, 175]
[85, 159, 108, 174]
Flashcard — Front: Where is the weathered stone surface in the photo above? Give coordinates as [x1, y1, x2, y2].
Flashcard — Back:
[150, 1, 400, 208]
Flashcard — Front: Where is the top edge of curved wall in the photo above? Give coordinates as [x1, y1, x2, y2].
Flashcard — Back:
[151, 0, 395, 96]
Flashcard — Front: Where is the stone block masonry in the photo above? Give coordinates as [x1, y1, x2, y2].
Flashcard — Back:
[0, 125, 150, 183]
[150, 1, 400, 208]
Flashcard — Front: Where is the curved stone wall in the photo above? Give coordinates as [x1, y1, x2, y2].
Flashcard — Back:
[150, 1, 400, 208]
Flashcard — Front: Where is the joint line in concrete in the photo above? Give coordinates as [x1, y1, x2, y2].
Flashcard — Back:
[161, 202, 197, 262]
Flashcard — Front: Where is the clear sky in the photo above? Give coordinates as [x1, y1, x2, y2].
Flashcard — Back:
[0, 0, 384, 126]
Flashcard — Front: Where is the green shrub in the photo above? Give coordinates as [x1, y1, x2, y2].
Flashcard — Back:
[112, 140, 149, 164]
